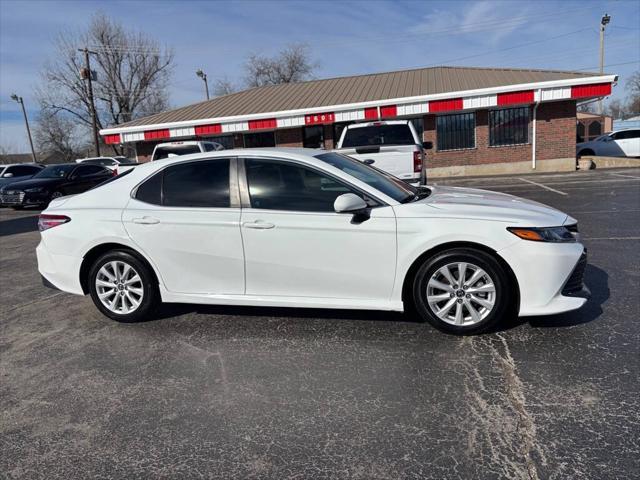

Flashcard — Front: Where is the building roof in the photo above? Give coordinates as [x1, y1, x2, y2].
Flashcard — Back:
[111, 66, 604, 130]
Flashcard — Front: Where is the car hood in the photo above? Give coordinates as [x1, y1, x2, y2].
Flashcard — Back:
[0, 177, 62, 191]
[398, 186, 573, 227]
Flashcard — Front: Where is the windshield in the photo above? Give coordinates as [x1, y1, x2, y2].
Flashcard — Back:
[342, 124, 415, 148]
[315, 152, 417, 203]
[33, 165, 75, 179]
[153, 145, 201, 160]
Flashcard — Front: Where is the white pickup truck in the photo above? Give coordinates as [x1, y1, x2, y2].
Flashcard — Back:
[334, 120, 431, 183]
[151, 140, 224, 161]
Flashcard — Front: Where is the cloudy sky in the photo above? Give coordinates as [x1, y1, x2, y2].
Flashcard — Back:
[1, 0, 638, 152]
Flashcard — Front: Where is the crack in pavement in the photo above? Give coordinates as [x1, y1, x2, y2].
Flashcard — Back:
[461, 334, 546, 480]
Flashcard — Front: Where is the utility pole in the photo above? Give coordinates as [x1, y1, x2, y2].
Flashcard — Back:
[599, 13, 611, 115]
[79, 47, 101, 156]
[10, 94, 37, 163]
[196, 69, 210, 100]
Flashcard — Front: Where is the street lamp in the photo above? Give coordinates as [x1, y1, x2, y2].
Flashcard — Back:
[10, 94, 37, 163]
[598, 13, 611, 114]
[196, 69, 210, 100]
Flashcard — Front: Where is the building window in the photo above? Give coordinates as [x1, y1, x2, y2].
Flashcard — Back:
[244, 131, 276, 148]
[588, 121, 602, 140]
[410, 118, 424, 140]
[208, 134, 235, 149]
[489, 107, 530, 147]
[436, 113, 475, 151]
[303, 126, 324, 148]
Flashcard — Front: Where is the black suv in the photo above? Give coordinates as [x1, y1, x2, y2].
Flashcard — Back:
[0, 163, 112, 209]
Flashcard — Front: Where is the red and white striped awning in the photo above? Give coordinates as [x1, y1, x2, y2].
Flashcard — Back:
[101, 75, 616, 145]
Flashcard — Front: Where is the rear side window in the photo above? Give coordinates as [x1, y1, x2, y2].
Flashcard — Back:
[341, 125, 415, 147]
[83, 159, 116, 166]
[135, 160, 230, 208]
[74, 165, 109, 177]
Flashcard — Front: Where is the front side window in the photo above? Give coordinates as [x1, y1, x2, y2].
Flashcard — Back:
[316, 152, 415, 203]
[34, 165, 76, 179]
[74, 165, 108, 177]
[245, 158, 361, 212]
[436, 113, 475, 151]
[489, 107, 530, 147]
[135, 160, 230, 208]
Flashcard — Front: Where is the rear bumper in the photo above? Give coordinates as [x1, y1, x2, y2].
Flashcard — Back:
[36, 240, 84, 295]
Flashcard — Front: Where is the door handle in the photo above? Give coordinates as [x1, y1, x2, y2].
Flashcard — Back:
[132, 216, 160, 225]
[243, 221, 275, 230]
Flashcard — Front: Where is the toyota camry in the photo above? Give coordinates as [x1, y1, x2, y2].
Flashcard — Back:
[36, 149, 589, 335]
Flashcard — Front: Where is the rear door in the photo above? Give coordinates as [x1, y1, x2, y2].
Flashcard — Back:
[66, 165, 111, 193]
[122, 158, 244, 295]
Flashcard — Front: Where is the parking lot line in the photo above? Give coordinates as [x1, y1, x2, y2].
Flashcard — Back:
[607, 172, 640, 179]
[516, 178, 568, 195]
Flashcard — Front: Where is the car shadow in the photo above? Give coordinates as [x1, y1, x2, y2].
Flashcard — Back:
[0, 214, 39, 237]
[152, 264, 609, 333]
[497, 263, 609, 332]
[154, 302, 413, 324]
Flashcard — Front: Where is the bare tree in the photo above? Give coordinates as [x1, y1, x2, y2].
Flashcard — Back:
[37, 13, 173, 155]
[625, 70, 640, 116]
[244, 43, 318, 88]
[213, 77, 238, 97]
[34, 112, 85, 161]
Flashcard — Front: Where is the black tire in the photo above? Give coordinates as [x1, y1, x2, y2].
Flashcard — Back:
[577, 149, 594, 158]
[411, 248, 512, 335]
[88, 250, 160, 323]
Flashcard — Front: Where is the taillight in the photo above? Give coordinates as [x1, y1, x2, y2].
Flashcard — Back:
[413, 151, 422, 173]
[112, 168, 118, 176]
[38, 214, 70, 232]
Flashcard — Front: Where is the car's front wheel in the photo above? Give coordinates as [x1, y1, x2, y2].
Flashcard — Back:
[412, 248, 513, 335]
[88, 250, 159, 322]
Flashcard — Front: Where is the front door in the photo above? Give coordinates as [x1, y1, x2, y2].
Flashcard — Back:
[239, 157, 397, 300]
[122, 158, 244, 295]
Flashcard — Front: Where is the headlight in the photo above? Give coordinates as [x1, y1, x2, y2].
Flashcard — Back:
[507, 226, 577, 243]
[25, 187, 45, 193]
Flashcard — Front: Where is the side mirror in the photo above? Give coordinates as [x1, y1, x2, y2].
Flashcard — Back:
[334, 193, 370, 224]
[334, 193, 367, 213]
[3, 172, 14, 178]
[363, 159, 375, 165]
[422, 141, 433, 150]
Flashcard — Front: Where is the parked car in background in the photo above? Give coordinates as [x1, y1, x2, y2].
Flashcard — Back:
[0, 163, 44, 189]
[36, 148, 588, 335]
[151, 141, 224, 161]
[576, 128, 640, 158]
[334, 120, 431, 183]
[76, 156, 139, 175]
[0, 163, 112, 209]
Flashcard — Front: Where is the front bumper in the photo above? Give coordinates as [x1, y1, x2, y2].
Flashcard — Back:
[0, 191, 50, 206]
[498, 241, 589, 316]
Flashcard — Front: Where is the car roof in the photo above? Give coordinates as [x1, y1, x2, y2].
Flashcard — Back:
[347, 120, 410, 128]
[0, 163, 43, 167]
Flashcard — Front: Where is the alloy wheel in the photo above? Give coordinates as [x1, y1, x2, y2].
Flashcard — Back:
[95, 260, 144, 314]
[425, 261, 496, 326]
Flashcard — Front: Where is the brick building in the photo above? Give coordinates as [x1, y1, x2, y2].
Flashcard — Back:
[100, 66, 617, 176]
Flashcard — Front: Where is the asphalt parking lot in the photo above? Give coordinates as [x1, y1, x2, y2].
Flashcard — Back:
[1, 167, 639, 479]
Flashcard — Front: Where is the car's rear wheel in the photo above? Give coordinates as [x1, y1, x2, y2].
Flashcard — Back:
[88, 250, 159, 322]
[412, 248, 512, 335]
[577, 149, 594, 158]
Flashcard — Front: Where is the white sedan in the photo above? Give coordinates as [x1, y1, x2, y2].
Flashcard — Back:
[36, 148, 589, 335]
[577, 128, 640, 158]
